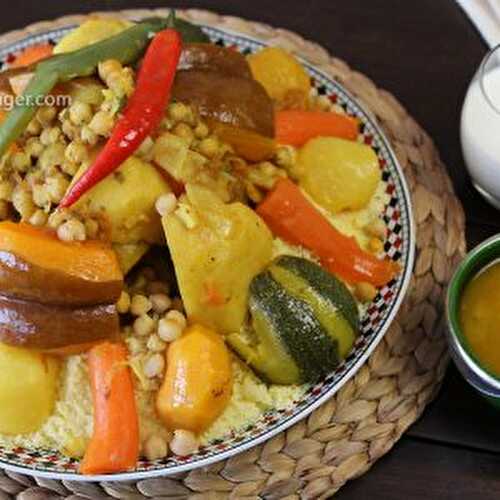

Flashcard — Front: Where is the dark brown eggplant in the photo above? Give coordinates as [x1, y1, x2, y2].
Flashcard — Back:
[179, 43, 252, 78]
[0, 250, 123, 306]
[172, 69, 275, 137]
[0, 295, 119, 350]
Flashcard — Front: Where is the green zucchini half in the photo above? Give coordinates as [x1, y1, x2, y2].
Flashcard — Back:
[228, 256, 360, 384]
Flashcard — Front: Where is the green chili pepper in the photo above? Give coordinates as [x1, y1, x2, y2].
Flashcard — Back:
[0, 11, 208, 159]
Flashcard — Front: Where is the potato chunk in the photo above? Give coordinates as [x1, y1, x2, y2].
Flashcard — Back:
[0, 344, 59, 435]
[295, 137, 381, 213]
[74, 157, 171, 244]
[163, 184, 273, 334]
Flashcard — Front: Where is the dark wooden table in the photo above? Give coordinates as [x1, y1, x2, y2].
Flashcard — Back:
[3, 1, 500, 498]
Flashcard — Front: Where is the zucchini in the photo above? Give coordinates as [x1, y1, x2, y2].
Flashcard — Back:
[228, 256, 359, 384]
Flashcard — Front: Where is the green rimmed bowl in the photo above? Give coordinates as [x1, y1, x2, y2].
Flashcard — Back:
[446, 234, 500, 405]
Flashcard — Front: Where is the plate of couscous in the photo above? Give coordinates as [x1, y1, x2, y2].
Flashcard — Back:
[0, 10, 414, 480]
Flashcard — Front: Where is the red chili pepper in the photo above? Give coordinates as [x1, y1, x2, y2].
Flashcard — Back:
[60, 29, 182, 208]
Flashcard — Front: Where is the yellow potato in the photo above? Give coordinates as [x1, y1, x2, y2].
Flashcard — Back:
[0, 344, 59, 435]
[73, 157, 171, 244]
[163, 184, 273, 334]
[295, 137, 381, 213]
[54, 18, 131, 54]
[248, 47, 311, 108]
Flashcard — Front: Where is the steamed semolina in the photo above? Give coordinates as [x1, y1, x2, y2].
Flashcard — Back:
[0, 354, 304, 455]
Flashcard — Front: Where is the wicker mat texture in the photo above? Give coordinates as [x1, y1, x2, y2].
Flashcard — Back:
[0, 9, 466, 500]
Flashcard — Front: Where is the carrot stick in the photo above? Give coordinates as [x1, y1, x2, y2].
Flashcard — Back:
[275, 110, 359, 146]
[10, 43, 53, 68]
[80, 342, 139, 475]
[257, 178, 398, 287]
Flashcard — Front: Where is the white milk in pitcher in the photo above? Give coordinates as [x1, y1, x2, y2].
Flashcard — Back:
[461, 65, 500, 208]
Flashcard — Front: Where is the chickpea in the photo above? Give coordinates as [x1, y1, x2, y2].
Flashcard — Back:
[29, 209, 48, 227]
[47, 208, 71, 229]
[80, 125, 98, 146]
[36, 105, 57, 126]
[98, 59, 122, 82]
[165, 310, 187, 330]
[61, 120, 79, 141]
[198, 137, 219, 158]
[193, 121, 209, 139]
[368, 237, 384, 254]
[32, 184, 51, 208]
[69, 101, 92, 126]
[150, 294, 171, 314]
[168, 102, 189, 123]
[39, 143, 66, 171]
[46, 175, 70, 204]
[89, 111, 114, 137]
[170, 430, 199, 456]
[147, 334, 167, 353]
[57, 219, 86, 242]
[155, 193, 177, 217]
[133, 314, 155, 337]
[354, 282, 378, 303]
[143, 434, 169, 461]
[130, 294, 153, 316]
[65, 141, 88, 164]
[143, 353, 165, 378]
[40, 126, 62, 146]
[173, 123, 194, 144]
[26, 118, 42, 136]
[25, 137, 44, 158]
[12, 185, 35, 219]
[158, 318, 183, 343]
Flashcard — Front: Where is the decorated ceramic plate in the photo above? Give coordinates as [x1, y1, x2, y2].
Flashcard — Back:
[0, 11, 415, 481]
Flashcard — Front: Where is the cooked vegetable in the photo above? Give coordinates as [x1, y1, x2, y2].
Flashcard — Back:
[113, 242, 150, 275]
[80, 342, 139, 475]
[53, 18, 132, 54]
[163, 184, 273, 334]
[0, 11, 206, 159]
[228, 256, 358, 384]
[257, 179, 398, 286]
[248, 47, 311, 109]
[295, 136, 380, 213]
[211, 122, 276, 162]
[0, 344, 59, 435]
[73, 157, 171, 244]
[275, 110, 359, 146]
[61, 29, 182, 207]
[156, 324, 232, 433]
[10, 43, 53, 68]
[179, 43, 252, 77]
[0, 296, 119, 350]
[172, 70, 275, 137]
[0, 222, 122, 305]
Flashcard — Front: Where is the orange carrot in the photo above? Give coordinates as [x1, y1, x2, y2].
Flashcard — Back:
[80, 342, 139, 475]
[257, 178, 398, 287]
[10, 43, 53, 68]
[275, 110, 359, 146]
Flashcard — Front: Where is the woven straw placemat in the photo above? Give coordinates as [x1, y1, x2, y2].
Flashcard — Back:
[0, 9, 466, 500]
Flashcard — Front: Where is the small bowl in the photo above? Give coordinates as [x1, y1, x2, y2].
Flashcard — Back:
[446, 234, 500, 406]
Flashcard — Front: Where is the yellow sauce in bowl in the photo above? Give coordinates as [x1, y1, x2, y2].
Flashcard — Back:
[459, 260, 500, 377]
